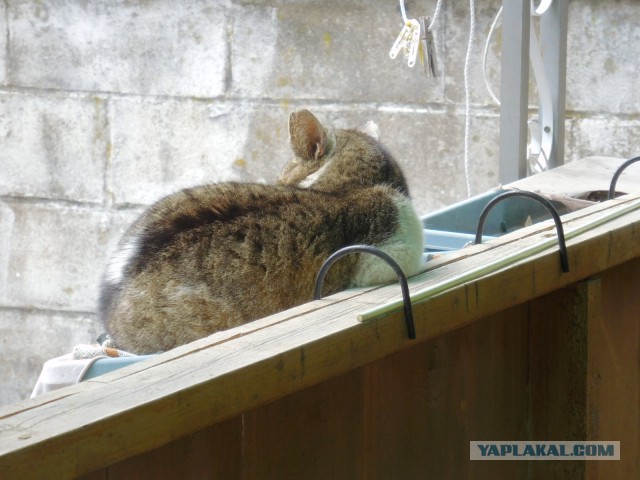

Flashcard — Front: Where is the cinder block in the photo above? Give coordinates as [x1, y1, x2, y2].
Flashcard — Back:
[229, 2, 445, 104]
[566, 2, 640, 114]
[0, 93, 106, 203]
[570, 117, 640, 164]
[0, 203, 12, 301]
[283, 105, 500, 214]
[7, 1, 227, 97]
[0, 201, 140, 312]
[108, 99, 499, 213]
[0, 1, 6, 85]
[374, 109, 500, 213]
[0, 309, 99, 406]
[439, 0, 640, 114]
[108, 99, 291, 206]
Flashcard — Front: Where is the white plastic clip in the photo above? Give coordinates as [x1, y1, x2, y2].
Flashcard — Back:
[389, 18, 421, 68]
[407, 21, 421, 68]
[389, 21, 413, 59]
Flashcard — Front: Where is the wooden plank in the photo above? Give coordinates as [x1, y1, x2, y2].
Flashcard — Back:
[587, 260, 640, 479]
[529, 281, 596, 479]
[77, 470, 107, 480]
[422, 305, 530, 479]
[80, 418, 243, 480]
[510, 156, 640, 197]
[242, 368, 364, 479]
[2, 198, 640, 478]
[361, 343, 431, 479]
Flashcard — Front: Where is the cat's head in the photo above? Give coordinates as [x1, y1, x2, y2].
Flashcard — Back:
[278, 109, 410, 195]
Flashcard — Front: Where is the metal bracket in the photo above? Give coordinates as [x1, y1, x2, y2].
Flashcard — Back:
[314, 245, 416, 340]
[474, 190, 569, 273]
[608, 156, 640, 200]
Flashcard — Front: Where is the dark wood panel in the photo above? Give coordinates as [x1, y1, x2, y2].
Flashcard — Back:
[241, 368, 364, 480]
[421, 304, 530, 479]
[588, 259, 640, 479]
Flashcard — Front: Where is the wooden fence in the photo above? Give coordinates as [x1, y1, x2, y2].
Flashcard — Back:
[1, 194, 638, 479]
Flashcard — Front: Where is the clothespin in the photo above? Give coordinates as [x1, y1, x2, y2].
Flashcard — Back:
[418, 16, 438, 77]
[389, 0, 440, 76]
[389, 18, 421, 68]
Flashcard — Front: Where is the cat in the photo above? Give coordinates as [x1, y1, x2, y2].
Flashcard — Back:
[98, 109, 424, 354]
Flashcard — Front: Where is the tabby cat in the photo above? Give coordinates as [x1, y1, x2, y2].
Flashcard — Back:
[98, 110, 424, 354]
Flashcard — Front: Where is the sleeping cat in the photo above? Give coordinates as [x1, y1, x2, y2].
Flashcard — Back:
[98, 109, 424, 354]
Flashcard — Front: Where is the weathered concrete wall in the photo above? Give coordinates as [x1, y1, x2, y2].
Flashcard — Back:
[1, 0, 639, 405]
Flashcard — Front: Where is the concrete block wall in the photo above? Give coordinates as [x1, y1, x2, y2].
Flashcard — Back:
[1, 0, 639, 405]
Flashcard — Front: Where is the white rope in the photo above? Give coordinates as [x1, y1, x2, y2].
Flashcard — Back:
[399, 0, 408, 23]
[482, 6, 503, 105]
[463, 0, 476, 198]
[398, 0, 444, 30]
[428, 0, 444, 31]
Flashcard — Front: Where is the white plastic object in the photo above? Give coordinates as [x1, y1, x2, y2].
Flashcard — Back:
[390, 18, 421, 69]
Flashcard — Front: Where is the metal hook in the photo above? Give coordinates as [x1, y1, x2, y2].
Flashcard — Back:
[474, 190, 569, 273]
[608, 156, 640, 200]
[313, 245, 416, 340]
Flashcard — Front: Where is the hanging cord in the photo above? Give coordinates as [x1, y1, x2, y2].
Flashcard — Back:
[483, 2, 555, 105]
[482, 6, 503, 106]
[463, 0, 476, 198]
[392, 0, 471, 196]
[427, 0, 443, 30]
[398, 0, 444, 29]
[399, 0, 408, 22]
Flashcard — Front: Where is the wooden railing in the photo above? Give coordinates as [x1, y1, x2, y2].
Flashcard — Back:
[1, 194, 639, 479]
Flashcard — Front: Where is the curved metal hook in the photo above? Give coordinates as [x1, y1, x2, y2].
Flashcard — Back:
[608, 156, 640, 200]
[474, 190, 569, 273]
[313, 245, 416, 340]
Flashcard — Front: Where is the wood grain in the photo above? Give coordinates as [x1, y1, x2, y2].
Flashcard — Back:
[2, 196, 640, 478]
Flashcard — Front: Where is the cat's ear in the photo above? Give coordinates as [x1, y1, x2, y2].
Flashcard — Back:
[357, 120, 380, 141]
[289, 110, 327, 161]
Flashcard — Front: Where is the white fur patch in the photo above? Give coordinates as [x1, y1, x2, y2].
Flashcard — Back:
[298, 159, 332, 188]
[104, 236, 140, 285]
[350, 195, 424, 286]
[357, 120, 380, 140]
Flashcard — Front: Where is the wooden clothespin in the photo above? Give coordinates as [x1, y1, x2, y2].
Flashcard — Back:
[419, 16, 438, 77]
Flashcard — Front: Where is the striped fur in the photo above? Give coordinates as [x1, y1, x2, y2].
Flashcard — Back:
[99, 110, 423, 354]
